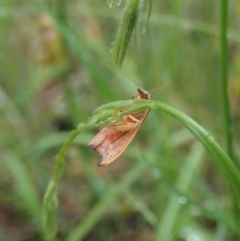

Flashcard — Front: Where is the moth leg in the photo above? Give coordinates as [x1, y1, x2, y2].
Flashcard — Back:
[128, 115, 141, 123]
[114, 122, 139, 132]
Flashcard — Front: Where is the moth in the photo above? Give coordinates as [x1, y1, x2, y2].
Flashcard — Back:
[88, 87, 151, 166]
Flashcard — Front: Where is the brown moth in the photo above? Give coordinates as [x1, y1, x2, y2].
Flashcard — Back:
[88, 87, 151, 166]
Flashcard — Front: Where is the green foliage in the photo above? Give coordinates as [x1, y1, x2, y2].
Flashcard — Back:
[1, 0, 240, 241]
[43, 99, 240, 239]
[111, 0, 140, 66]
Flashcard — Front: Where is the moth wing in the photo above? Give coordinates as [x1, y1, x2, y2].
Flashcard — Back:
[88, 122, 140, 166]
[130, 109, 150, 121]
[88, 87, 151, 167]
[88, 125, 115, 149]
[97, 110, 150, 166]
[97, 125, 140, 166]
[87, 116, 130, 148]
[88, 117, 139, 150]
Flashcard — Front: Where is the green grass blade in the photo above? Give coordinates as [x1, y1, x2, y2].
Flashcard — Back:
[43, 98, 240, 239]
[66, 162, 145, 241]
[111, 0, 140, 66]
[220, 0, 233, 161]
[3, 151, 42, 229]
[155, 143, 204, 240]
[92, 99, 240, 204]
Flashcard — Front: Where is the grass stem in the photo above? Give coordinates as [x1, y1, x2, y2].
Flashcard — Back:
[220, 0, 234, 161]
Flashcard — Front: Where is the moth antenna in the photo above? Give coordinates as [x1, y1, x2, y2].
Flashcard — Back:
[148, 84, 161, 94]
[104, 65, 140, 88]
[103, 63, 161, 93]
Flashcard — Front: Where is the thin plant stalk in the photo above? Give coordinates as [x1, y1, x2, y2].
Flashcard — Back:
[220, 0, 233, 161]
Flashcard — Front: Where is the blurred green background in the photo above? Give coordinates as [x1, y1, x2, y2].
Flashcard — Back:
[1, 0, 240, 240]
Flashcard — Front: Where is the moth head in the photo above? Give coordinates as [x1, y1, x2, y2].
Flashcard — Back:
[137, 88, 151, 99]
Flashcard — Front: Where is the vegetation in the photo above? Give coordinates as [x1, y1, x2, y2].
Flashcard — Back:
[1, 0, 240, 240]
